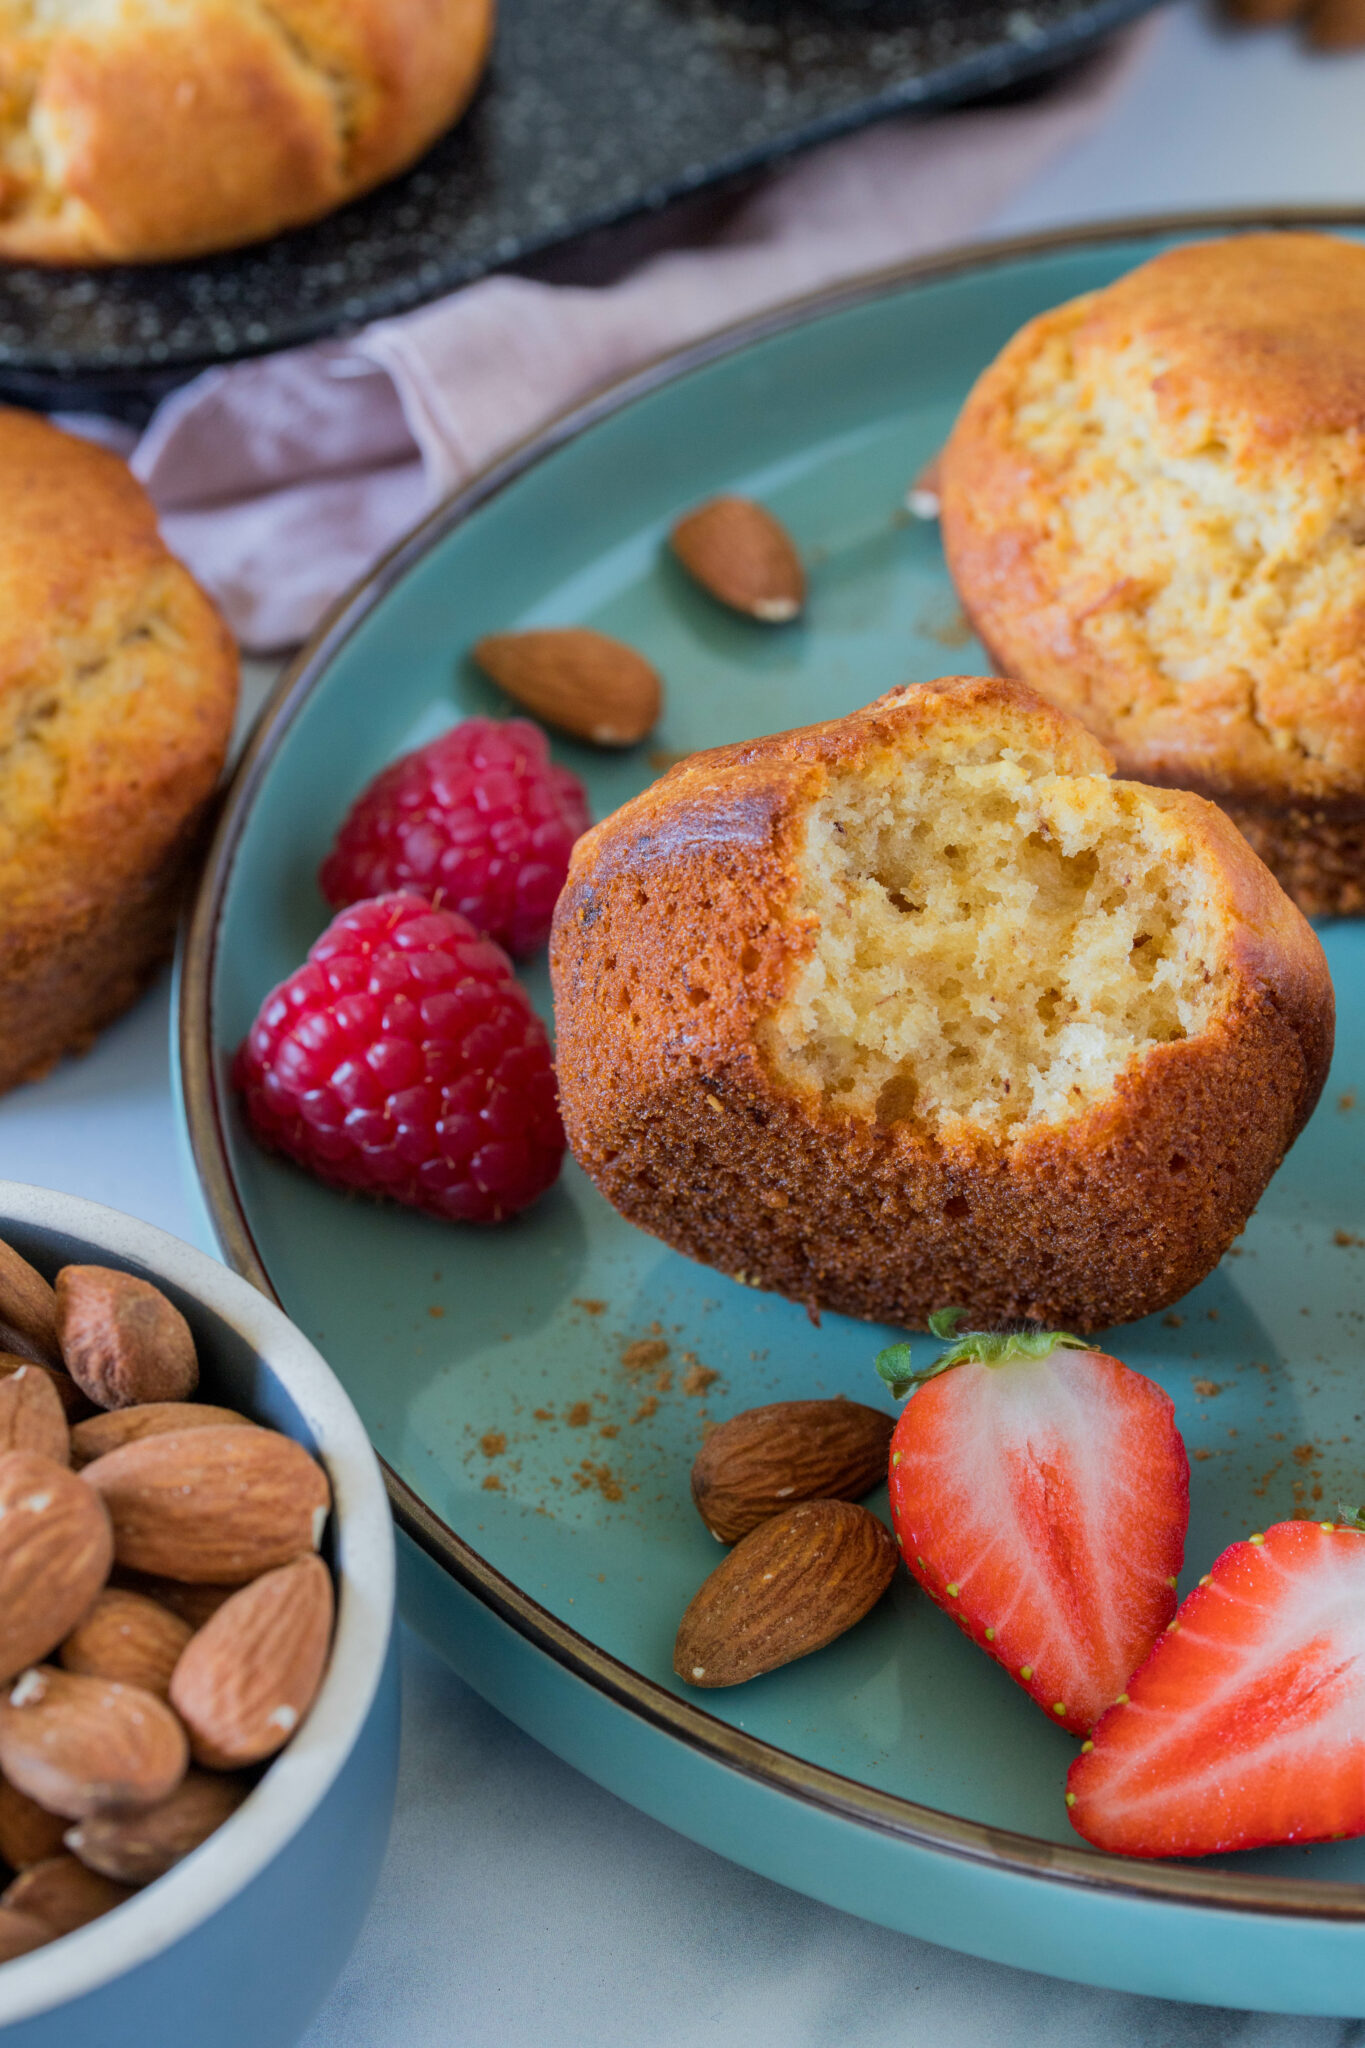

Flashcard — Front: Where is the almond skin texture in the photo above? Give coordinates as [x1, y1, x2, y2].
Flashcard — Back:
[0, 1356, 91, 1422]
[0, 1776, 67, 1868]
[0, 1666, 188, 1819]
[109, 1570, 238, 1629]
[0, 1451, 114, 1683]
[0, 1239, 59, 1362]
[0, 1907, 52, 1960]
[70, 1402, 250, 1472]
[669, 496, 805, 622]
[2, 1854, 134, 1933]
[60, 1589, 193, 1699]
[0, 1367, 69, 1466]
[66, 1769, 248, 1885]
[691, 1400, 895, 1542]
[170, 1555, 334, 1769]
[473, 628, 662, 748]
[56, 1266, 198, 1410]
[83, 1425, 330, 1584]
[674, 1499, 898, 1687]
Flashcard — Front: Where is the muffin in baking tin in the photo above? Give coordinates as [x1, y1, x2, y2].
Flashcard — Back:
[550, 678, 1332, 1333]
[0, 409, 237, 1092]
[0, 0, 495, 264]
[940, 231, 1365, 916]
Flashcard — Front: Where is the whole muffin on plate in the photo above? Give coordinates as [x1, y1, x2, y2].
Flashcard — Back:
[0, 409, 237, 1091]
[0, 0, 495, 263]
[939, 231, 1365, 916]
[550, 677, 1331, 1333]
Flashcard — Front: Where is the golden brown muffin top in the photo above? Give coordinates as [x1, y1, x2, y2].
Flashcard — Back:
[0, 0, 494, 263]
[940, 232, 1365, 808]
[0, 409, 237, 918]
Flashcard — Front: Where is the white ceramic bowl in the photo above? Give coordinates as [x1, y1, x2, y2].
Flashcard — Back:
[0, 1183, 397, 2048]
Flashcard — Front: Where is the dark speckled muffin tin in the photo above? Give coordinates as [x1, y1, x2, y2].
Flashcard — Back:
[0, 0, 1156, 412]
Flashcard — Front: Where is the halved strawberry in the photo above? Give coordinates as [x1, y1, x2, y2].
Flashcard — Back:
[1067, 1516, 1365, 1857]
[882, 1316, 1189, 1735]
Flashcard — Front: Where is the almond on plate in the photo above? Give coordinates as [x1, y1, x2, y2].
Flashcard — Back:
[60, 1588, 192, 1699]
[691, 1399, 894, 1542]
[0, 1239, 59, 1364]
[674, 1499, 898, 1688]
[171, 1555, 334, 1769]
[55, 1266, 198, 1410]
[0, 1667, 188, 1819]
[0, 1776, 67, 1869]
[668, 496, 805, 622]
[1, 1854, 134, 1933]
[472, 627, 662, 748]
[70, 1402, 251, 1471]
[66, 1769, 248, 1886]
[82, 1426, 330, 1584]
[0, 1367, 68, 1465]
[0, 1451, 113, 1683]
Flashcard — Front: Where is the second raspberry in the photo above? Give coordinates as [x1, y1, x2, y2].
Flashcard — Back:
[320, 716, 591, 957]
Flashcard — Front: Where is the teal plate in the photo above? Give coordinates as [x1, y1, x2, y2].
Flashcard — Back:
[179, 210, 1365, 2015]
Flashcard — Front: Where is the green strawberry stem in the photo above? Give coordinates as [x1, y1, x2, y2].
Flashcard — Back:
[874, 1310, 1087, 1400]
[1334, 1504, 1365, 1532]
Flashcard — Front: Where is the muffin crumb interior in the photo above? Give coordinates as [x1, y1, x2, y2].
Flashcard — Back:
[764, 745, 1219, 1133]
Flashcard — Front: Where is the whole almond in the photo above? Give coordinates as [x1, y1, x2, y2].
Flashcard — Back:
[0, 1776, 67, 1868]
[0, 1356, 90, 1422]
[473, 628, 662, 747]
[669, 496, 805, 622]
[171, 1556, 333, 1769]
[1311, 0, 1365, 44]
[674, 1500, 897, 1688]
[0, 1452, 113, 1683]
[60, 1589, 192, 1699]
[0, 1238, 59, 1363]
[109, 1570, 238, 1629]
[0, 1667, 187, 1819]
[66, 1769, 248, 1885]
[0, 1367, 68, 1466]
[2, 1854, 134, 1932]
[0, 1907, 52, 1960]
[56, 1267, 198, 1411]
[83, 1426, 330, 1584]
[70, 1402, 251, 1472]
[691, 1399, 895, 1542]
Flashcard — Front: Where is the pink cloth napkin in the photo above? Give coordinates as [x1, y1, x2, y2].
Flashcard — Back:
[79, 26, 1153, 654]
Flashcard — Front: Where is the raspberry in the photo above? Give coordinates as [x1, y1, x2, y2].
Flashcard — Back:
[233, 895, 565, 1224]
[319, 716, 590, 957]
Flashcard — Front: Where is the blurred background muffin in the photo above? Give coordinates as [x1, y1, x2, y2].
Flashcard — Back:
[0, 0, 495, 264]
[940, 231, 1365, 915]
[0, 409, 237, 1091]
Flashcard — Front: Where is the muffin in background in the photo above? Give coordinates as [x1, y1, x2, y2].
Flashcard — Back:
[0, 0, 495, 264]
[940, 231, 1365, 915]
[0, 409, 237, 1091]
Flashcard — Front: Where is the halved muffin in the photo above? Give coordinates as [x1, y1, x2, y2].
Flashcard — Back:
[939, 231, 1365, 916]
[550, 678, 1332, 1331]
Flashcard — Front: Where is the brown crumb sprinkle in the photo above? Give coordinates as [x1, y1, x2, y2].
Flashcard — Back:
[1163, 1313, 1183, 1329]
[574, 1298, 607, 1315]
[622, 1338, 669, 1373]
[481, 1474, 503, 1492]
[1192, 1449, 1213, 1462]
[681, 1358, 718, 1396]
[1192, 1380, 1222, 1399]
[565, 1401, 592, 1427]
[480, 1431, 507, 1458]
[1292, 1442, 1317, 1465]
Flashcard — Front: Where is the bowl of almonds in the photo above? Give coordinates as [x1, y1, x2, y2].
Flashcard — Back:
[0, 1182, 396, 2048]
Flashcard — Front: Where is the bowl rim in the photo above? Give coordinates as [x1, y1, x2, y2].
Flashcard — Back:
[180, 203, 1365, 1927]
[0, 1181, 396, 2026]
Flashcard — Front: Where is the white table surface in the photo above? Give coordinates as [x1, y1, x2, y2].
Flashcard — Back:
[9, 7, 1365, 2039]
